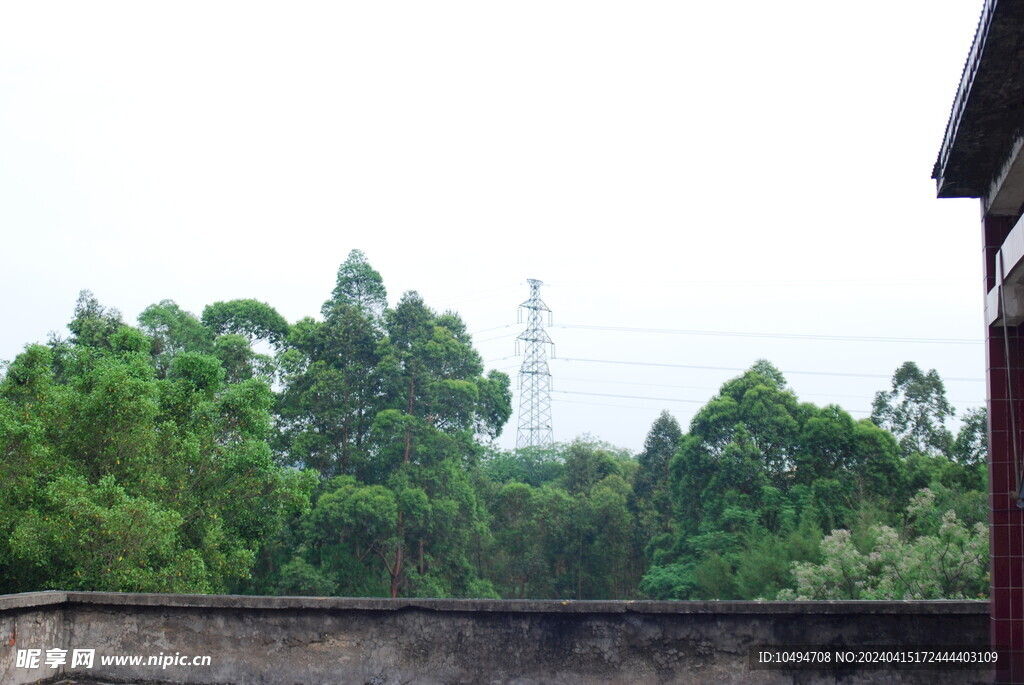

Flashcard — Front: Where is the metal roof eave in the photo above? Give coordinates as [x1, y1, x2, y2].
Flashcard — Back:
[934, 0, 1024, 199]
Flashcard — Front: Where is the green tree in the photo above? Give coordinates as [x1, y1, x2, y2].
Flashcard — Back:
[632, 411, 681, 526]
[324, 249, 388, 320]
[795, 405, 856, 484]
[201, 299, 290, 348]
[277, 306, 384, 476]
[273, 283, 511, 599]
[639, 562, 696, 599]
[687, 360, 800, 484]
[373, 292, 511, 473]
[871, 361, 955, 457]
[562, 438, 624, 495]
[849, 419, 904, 504]
[137, 299, 214, 376]
[478, 439, 646, 600]
[300, 476, 400, 596]
[644, 361, 933, 600]
[480, 445, 565, 487]
[275, 251, 391, 476]
[0, 299, 314, 594]
[952, 407, 987, 466]
[588, 474, 636, 597]
[629, 412, 683, 584]
[783, 489, 987, 600]
[488, 482, 545, 598]
[67, 290, 124, 350]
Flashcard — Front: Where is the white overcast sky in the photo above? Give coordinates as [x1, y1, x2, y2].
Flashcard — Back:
[1, 1, 989, 452]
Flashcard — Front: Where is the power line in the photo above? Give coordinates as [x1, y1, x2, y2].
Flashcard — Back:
[557, 376, 711, 391]
[550, 396, 871, 416]
[552, 389, 962, 415]
[554, 389, 706, 404]
[485, 355, 519, 364]
[551, 397, 686, 412]
[553, 375, 984, 405]
[475, 332, 519, 344]
[546, 278, 975, 289]
[430, 283, 524, 308]
[470, 324, 516, 336]
[555, 356, 984, 382]
[551, 323, 981, 345]
[491, 364, 520, 373]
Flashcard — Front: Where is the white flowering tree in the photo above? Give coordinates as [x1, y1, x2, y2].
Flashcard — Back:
[781, 489, 987, 600]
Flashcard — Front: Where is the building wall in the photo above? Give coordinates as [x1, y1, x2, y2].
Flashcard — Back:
[983, 213, 1024, 684]
[0, 592, 992, 685]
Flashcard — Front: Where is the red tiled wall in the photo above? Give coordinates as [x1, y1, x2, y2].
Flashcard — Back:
[984, 214, 1024, 684]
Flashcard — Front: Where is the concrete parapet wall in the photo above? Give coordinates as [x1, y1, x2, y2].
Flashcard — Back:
[0, 592, 990, 684]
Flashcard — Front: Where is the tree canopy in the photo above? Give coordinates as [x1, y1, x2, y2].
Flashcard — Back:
[0, 301, 313, 593]
[1, 262, 988, 601]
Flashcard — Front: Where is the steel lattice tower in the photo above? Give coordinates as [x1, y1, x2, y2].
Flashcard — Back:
[516, 279, 554, 449]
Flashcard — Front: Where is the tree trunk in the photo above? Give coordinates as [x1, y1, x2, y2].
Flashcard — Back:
[403, 376, 415, 464]
[390, 511, 405, 598]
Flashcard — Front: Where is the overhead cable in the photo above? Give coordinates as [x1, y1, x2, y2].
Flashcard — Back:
[555, 356, 984, 382]
[550, 324, 981, 345]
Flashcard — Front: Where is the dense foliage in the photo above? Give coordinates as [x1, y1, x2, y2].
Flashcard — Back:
[0, 252, 989, 599]
[0, 292, 313, 593]
[640, 361, 986, 600]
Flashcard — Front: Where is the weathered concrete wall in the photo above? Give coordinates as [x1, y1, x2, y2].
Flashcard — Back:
[0, 593, 67, 685]
[0, 592, 991, 684]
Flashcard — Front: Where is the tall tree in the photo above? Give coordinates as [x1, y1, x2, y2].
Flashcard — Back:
[361, 292, 511, 596]
[871, 361, 955, 457]
[323, 249, 388, 320]
[634, 411, 682, 503]
[271, 280, 512, 599]
[276, 253, 390, 476]
[276, 306, 384, 476]
[68, 290, 123, 349]
[952, 407, 987, 466]
[488, 482, 545, 598]
[632, 411, 683, 560]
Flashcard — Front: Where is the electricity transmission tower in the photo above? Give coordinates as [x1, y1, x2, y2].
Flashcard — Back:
[516, 279, 554, 449]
